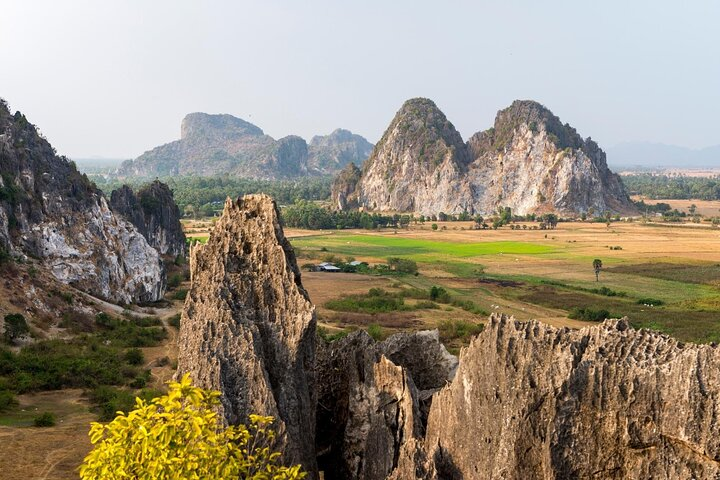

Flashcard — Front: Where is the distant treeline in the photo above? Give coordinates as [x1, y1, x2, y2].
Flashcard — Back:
[92, 175, 332, 215]
[281, 201, 561, 230]
[623, 174, 720, 200]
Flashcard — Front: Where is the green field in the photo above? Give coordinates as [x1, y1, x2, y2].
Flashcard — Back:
[292, 234, 556, 259]
[291, 230, 720, 344]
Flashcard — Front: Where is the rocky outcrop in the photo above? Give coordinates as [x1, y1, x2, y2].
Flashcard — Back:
[315, 329, 457, 479]
[110, 180, 187, 257]
[335, 98, 636, 216]
[467, 100, 634, 216]
[308, 129, 374, 174]
[330, 162, 361, 210]
[355, 98, 476, 215]
[0, 99, 165, 304]
[116, 112, 372, 179]
[422, 314, 720, 479]
[175, 194, 317, 475]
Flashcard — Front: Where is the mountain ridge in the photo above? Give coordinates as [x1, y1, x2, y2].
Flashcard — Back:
[338, 97, 636, 216]
[116, 113, 373, 179]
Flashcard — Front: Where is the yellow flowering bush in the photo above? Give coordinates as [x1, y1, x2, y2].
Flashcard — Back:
[79, 374, 306, 480]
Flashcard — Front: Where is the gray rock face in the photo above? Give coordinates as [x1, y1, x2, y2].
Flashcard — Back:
[423, 314, 720, 479]
[315, 329, 457, 479]
[175, 194, 317, 475]
[110, 180, 187, 257]
[0, 99, 165, 304]
[330, 162, 362, 210]
[116, 112, 372, 179]
[336, 98, 636, 216]
[468, 100, 634, 216]
[308, 129, 374, 175]
[356, 98, 476, 215]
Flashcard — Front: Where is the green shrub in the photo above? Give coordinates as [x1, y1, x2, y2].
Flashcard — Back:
[568, 308, 611, 321]
[33, 412, 55, 427]
[168, 274, 183, 289]
[168, 314, 181, 328]
[438, 320, 484, 342]
[415, 300, 440, 309]
[387, 257, 418, 275]
[0, 389, 16, 412]
[124, 348, 144, 366]
[317, 326, 350, 343]
[637, 298, 664, 306]
[325, 294, 407, 314]
[429, 286, 452, 303]
[3, 313, 29, 343]
[366, 324, 384, 341]
[451, 299, 489, 316]
[172, 289, 188, 301]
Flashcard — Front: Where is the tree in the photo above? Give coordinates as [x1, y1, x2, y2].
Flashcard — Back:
[3, 313, 28, 344]
[593, 259, 603, 282]
[80, 374, 305, 480]
[689, 204, 697, 215]
[431, 223, 438, 231]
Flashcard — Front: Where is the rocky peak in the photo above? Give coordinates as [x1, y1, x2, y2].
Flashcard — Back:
[180, 112, 264, 141]
[308, 128, 374, 174]
[176, 194, 317, 474]
[0, 99, 165, 304]
[330, 162, 361, 210]
[110, 180, 187, 257]
[349, 97, 475, 214]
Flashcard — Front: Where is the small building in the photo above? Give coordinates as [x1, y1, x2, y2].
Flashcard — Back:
[316, 262, 341, 272]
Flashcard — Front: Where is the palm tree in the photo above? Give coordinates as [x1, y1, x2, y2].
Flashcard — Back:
[593, 259, 603, 282]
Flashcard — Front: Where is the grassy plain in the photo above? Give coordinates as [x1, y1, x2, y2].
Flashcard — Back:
[289, 220, 720, 344]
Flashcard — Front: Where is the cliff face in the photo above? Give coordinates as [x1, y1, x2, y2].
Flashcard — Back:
[468, 100, 635, 215]
[334, 98, 636, 216]
[116, 113, 372, 179]
[110, 180, 187, 257]
[0, 100, 165, 304]
[355, 98, 475, 215]
[308, 129, 374, 174]
[330, 162, 362, 210]
[175, 194, 317, 474]
[422, 315, 720, 479]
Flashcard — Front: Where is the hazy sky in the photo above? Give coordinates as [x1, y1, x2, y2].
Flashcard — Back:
[1, 0, 719, 159]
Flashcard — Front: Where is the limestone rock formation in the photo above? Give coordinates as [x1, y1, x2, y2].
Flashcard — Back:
[110, 180, 187, 257]
[0, 99, 165, 304]
[116, 112, 372, 179]
[308, 129, 373, 174]
[315, 329, 457, 479]
[423, 314, 720, 479]
[330, 162, 361, 210]
[354, 98, 476, 215]
[175, 194, 317, 474]
[467, 100, 634, 216]
[334, 98, 636, 216]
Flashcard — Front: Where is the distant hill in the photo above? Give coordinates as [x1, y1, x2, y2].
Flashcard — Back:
[607, 142, 720, 169]
[335, 98, 635, 216]
[116, 113, 372, 179]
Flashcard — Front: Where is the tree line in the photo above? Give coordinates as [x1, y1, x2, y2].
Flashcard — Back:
[623, 174, 720, 200]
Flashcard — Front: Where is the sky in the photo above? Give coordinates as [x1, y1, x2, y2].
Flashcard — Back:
[1, 0, 719, 159]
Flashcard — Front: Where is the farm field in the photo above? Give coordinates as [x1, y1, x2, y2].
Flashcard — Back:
[288, 221, 720, 344]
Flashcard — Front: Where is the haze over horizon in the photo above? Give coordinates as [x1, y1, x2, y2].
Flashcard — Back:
[1, 0, 719, 159]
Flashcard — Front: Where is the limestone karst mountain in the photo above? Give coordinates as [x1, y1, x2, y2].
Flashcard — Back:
[110, 180, 187, 257]
[116, 112, 372, 179]
[176, 191, 720, 480]
[175, 194, 318, 475]
[355, 98, 476, 214]
[0, 99, 165, 304]
[308, 128, 374, 175]
[334, 98, 636, 216]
